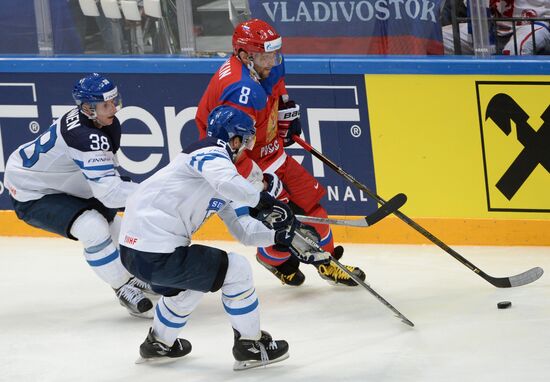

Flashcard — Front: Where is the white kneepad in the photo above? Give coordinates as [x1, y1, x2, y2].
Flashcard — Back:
[224, 252, 254, 286]
[70, 209, 111, 247]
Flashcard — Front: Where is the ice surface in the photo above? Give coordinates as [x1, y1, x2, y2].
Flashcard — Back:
[1, 237, 549, 382]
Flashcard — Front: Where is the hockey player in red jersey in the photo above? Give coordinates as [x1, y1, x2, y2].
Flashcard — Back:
[196, 19, 366, 287]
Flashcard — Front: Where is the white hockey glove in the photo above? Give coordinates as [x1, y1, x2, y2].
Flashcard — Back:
[278, 97, 301, 147]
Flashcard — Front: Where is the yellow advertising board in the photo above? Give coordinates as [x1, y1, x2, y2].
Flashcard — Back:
[366, 75, 550, 219]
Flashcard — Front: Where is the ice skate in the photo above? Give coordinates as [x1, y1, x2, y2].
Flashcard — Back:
[136, 328, 192, 364]
[316, 246, 366, 286]
[232, 329, 289, 371]
[256, 254, 305, 286]
[114, 279, 154, 318]
[127, 276, 160, 301]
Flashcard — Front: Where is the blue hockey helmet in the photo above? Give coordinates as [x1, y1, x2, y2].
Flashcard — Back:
[207, 105, 256, 161]
[72, 73, 122, 115]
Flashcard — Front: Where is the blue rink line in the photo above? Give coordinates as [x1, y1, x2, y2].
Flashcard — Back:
[0, 55, 549, 75]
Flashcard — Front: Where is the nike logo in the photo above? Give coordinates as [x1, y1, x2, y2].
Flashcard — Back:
[314, 183, 319, 189]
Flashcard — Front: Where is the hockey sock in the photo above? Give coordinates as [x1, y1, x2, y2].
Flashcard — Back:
[256, 245, 291, 267]
[70, 209, 131, 289]
[303, 204, 335, 254]
[222, 253, 261, 340]
[152, 290, 203, 346]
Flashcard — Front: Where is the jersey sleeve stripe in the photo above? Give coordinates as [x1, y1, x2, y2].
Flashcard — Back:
[74, 159, 115, 171]
[234, 206, 250, 217]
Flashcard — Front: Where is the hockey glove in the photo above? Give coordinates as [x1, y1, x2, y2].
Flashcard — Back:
[252, 191, 294, 228]
[286, 224, 331, 266]
[263, 172, 284, 199]
[278, 99, 301, 147]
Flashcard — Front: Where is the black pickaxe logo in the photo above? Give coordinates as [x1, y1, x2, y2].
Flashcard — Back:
[485, 93, 550, 200]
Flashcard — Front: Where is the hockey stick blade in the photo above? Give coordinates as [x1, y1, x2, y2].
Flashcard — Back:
[292, 134, 544, 288]
[365, 193, 407, 226]
[295, 193, 407, 228]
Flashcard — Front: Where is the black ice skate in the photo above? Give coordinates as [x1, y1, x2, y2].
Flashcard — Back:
[136, 328, 192, 364]
[127, 276, 159, 301]
[256, 254, 305, 286]
[114, 279, 154, 318]
[232, 329, 289, 371]
[316, 246, 366, 287]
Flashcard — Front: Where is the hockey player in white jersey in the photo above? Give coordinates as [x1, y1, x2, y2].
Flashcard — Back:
[4, 73, 154, 318]
[119, 105, 330, 370]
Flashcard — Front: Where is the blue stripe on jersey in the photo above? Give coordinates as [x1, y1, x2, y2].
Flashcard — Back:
[221, 80, 267, 110]
[161, 299, 190, 319]
[86, 250, 119, 267]
[234, 206, 250, 217]
[189, 153, 230, 172]
[74, 159, 115, 171]
[223, 298, 259, 316]
[222, 288, 255, 299]
[83, 173, 117, 181]
[155, 305, 187, 328]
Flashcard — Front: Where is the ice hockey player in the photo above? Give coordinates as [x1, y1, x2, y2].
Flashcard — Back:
[4, 73, 154, 318]
[195, 18, 366, 287]
[119, 105, 330, 370]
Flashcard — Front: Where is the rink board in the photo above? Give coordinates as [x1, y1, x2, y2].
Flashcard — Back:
[0, 57, 549, 244]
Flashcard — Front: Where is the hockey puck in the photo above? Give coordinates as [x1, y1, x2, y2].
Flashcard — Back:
[497, 301, 512, 309]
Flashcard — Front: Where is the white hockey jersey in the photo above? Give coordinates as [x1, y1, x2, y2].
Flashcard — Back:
[119, 137, 276, 253]
[4, 107, 137, 208]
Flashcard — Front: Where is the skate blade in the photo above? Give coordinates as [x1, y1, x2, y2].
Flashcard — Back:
[135, 356, 181, 365]
[129, 309, 154, 319]
[233, 352, 289, 371]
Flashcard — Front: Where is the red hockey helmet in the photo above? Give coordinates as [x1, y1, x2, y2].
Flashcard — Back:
[232, 18, 282, 55]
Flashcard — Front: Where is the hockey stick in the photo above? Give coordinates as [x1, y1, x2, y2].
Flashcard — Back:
[294, 230, 414, 327]
[292, 135, 543, 288]
[296, 192, 407, 227]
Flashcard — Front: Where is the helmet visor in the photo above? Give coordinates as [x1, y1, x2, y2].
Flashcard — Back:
[251, 51, 282, 68]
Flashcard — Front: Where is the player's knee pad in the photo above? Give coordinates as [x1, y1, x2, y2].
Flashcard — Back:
[224, 252, 253, 287]
[70, 209, 111, 248]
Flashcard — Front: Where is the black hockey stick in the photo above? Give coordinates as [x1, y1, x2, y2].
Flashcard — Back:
[296, 193, 407, 227]
[293, 135, 543, 288]
[293, 229, 414, 327]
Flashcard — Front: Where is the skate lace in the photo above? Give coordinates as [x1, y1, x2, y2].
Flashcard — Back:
[116, 284, 144, 305]
[128, 277, 152, 292]
[257, 342, 269, 366]
[318, 264, 354, 280]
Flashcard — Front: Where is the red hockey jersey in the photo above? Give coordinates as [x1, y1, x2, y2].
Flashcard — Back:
[196, 55, 287, 175]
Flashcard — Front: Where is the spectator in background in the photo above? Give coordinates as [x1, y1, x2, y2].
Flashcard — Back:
[442, 0, 550, 55]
